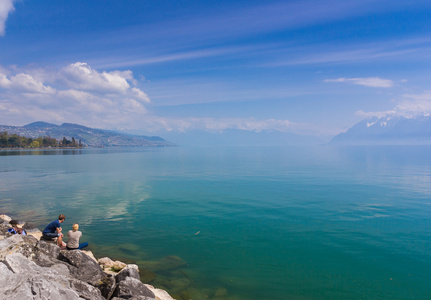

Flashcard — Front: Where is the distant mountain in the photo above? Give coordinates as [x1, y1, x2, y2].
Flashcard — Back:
[155, 129, 328, 146]
[0, 122, 174, 147]
[331, 115, 431, 145]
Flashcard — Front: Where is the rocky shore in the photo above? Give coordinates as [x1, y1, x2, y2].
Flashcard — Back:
[0, 214, 174, 300]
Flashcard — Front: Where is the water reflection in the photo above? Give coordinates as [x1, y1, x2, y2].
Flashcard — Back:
[1, 146, 431, 299]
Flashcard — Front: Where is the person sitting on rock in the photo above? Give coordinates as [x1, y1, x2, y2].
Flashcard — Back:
[42, 214, 66, 248]
[8, 220, 27, 235]
[66, 223, 89, 250]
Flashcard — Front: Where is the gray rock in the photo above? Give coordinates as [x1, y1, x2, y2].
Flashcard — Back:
[36, 240, 61, 259]
[113, 277, 155, 300]
[33, 252, 60, 267]
[0, 262, 12, 276]
[111, 296, 153, 300]
[4, 252, 45, 274]
[51, 263, 71, 277]
[69, 278, 105, 300]
[0, 224, 10, 237]
[96, 275, 116, 299]
[0, 266, 82, 300]
[116, 266, 141, 282]
[59, 249, 106, 286]
[0, 234, 37, 260]
[29, 275, 81, 300]
[0, 252, 107, 300]
[0, 274, 34, 300]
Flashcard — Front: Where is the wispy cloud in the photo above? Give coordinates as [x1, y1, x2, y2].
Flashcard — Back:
[92, 47, 246, 69]
[263, 36, 431, 67]
[0, 0, 15, 36]
[324, 77, 394, 88]
[132, 116, 334, 137]
[106, 0, 419, 47]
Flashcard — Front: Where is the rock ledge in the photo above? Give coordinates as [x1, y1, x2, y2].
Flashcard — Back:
[0, 214, 174, 300]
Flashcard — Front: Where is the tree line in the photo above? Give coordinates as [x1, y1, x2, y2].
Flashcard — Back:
[0, 132, 83, 148]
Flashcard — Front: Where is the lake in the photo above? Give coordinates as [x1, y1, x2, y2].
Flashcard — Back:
[1, 146, 430, 299]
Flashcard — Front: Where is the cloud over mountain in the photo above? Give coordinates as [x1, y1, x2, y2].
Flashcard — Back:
[357, 92, 431, 119]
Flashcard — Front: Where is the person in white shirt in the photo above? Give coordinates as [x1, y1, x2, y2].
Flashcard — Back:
[66, 223, 88, 250]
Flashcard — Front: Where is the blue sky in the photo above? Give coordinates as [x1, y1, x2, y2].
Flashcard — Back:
[1, 0, 431, 139]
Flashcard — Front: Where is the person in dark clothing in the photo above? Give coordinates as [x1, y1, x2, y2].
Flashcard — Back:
[42, 214, 66, 248]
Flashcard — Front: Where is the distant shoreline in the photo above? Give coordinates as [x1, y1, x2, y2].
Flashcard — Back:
[0, 147, 85, 151]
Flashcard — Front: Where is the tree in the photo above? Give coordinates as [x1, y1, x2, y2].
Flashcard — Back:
[8, 134, 20, 147]
[0, 132, 9, 147]
[30, 141, 40, 148]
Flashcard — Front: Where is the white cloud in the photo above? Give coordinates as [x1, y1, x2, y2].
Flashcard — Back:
[395, 92, 431, 114]
[356, 92, 431, 119]
[0, 0, 15, 36]
[0, 62, 150, 127]
[7, 73, 56, 94]
[0, 63, 331, 136]
[324, 77, 394, 88]
[60, 62, 147, 99]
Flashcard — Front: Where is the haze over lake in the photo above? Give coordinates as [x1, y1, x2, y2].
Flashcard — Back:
[1, 146, 430, 299]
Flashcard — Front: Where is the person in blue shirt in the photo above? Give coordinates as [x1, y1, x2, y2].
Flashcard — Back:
[42, 214, 66, 248]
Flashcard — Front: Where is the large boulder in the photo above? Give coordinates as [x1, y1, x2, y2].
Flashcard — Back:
[59, 249, 107, 286]
[0, 215, 12, 223]
[25, 227, 43, 240]
[69, 277, 106, 300]
[116, 265, 141, 282]
[1, 252, 107, 300]
[97, 275, 117, 299]
[0, 253, 82, 300]
[0, 234, 38, 260]
[4, 252, 45, 274]
[35, 240, 61, 259]
[145, 284, 176, 300]
[113, 276, 156, 300]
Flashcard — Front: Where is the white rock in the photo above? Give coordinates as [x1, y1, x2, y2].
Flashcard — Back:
[112, 260, 127, 270]
[0, 215, 12, 222]
[98, 256, 114, 268]
[145, 284, 175, 300]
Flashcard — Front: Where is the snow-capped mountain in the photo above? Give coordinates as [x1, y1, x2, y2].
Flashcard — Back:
[331, 114, 431, 145]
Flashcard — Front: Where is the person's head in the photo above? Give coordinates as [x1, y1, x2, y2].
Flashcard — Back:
[72, 223, 79, 232]
[58, 214, 66, 223]
[9, 220, 18, 227]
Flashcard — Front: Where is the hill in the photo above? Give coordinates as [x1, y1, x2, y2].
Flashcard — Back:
[0, 122, 174, 147]
[330, 115, 431, 145]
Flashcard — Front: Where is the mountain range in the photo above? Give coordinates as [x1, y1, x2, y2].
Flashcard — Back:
[331, 114, 431, 145]
[2, 115, 430, 147]
[0, 122, 174, 147]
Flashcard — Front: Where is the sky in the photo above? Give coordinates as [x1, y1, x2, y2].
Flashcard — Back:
[1, 0, 431, 141]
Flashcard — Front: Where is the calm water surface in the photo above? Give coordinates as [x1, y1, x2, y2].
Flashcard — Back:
[1, 146, 430, 299]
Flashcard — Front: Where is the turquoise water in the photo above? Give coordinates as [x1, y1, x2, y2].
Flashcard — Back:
[1, 146, 431, 299]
